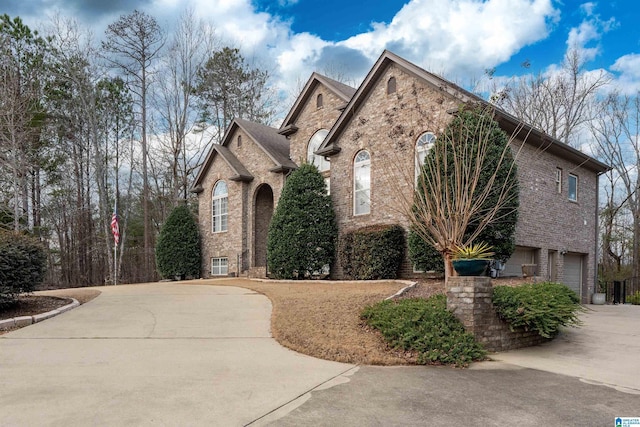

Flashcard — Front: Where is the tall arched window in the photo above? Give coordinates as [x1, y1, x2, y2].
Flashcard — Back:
[415, 132, 436, 183]
[316, 93, 323, 108]
[307, 129, 330, 172]
[387, 76, 397, 94]
[212, 181, 228, 232]
[353, 150, 371, 215]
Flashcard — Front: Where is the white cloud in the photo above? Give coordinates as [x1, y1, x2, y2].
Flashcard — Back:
[611, 54, 640, 94]
[565, 2, 617, 62]
[145, 0, 561, 97]
[340, 0, 559, 76]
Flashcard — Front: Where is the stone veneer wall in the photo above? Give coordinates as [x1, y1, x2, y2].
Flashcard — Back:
[328, 63, 459, 279]
[446, 276, 549, 352]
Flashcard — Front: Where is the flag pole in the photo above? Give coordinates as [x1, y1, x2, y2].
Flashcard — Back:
[114, 201, 117, 286]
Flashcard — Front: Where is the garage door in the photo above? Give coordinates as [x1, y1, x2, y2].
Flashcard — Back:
[563, 254, 582, 296]
[501, 247, 536, 277]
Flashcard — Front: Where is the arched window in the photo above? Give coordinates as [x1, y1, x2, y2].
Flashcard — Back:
[237, 135, 242, 147]
[307, 129, 330, 172]
[316, 93, 323, 108]
[415, 132, 436, 183]
[387, 76, 397, 94]
[212, 181, 228, 232]
[353, 150, 371, 215]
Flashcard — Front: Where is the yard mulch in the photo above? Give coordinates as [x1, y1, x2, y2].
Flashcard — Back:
[0, 288, 101, 335]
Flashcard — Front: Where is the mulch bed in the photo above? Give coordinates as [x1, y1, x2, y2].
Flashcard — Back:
[1, 296, 71, 320]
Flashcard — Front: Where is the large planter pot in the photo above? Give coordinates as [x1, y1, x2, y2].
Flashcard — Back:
[452, 259, 490, 276]
[592, 292, 606, 305]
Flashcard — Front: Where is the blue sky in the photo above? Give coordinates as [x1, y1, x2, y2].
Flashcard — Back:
[3, 0, 640, 95]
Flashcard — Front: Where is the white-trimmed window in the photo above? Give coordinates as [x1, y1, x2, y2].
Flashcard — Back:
[556, 168, 562, 194]
[353, 150, 371, 215]
[568, 174, 578, 201]
[212, 180, 228, 232]
[307, 129, 330, 172]
[211, 257, 228, 275]
[415, 132, 436, 183]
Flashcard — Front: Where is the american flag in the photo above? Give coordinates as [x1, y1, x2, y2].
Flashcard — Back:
[110, 212, 120, 244]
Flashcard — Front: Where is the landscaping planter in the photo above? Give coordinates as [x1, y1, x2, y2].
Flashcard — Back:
[592, 292, 606, 305]
[452, 259, 490, 276]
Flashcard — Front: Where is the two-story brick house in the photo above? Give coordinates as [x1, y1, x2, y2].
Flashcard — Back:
[192, 50, 608, 303]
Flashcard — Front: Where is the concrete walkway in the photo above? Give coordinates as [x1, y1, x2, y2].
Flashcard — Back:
[0, 283, 354, 426]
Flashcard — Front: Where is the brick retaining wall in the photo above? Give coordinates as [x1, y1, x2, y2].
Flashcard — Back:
[446, 276, 550, 352]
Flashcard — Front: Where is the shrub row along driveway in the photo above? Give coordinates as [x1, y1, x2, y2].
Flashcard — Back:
[0, 283, 354, 426]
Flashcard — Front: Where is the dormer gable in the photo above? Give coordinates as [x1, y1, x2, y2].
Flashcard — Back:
[279, 72, 356, 135]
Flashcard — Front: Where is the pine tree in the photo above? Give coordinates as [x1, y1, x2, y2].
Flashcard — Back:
[267, 164, 337, 279]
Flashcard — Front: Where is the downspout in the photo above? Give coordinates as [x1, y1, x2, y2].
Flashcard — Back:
[594, 170, 604, 300]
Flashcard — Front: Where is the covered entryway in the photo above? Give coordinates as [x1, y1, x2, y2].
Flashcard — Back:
[563, 253, 583, 297]
[253, 184, 274, 268]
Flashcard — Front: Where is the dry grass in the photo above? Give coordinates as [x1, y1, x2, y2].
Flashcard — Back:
[192, 278, 446, 365]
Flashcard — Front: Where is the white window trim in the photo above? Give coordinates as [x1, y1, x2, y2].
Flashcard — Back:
[353, 150, 371, 216]
[211, 257, 228, 276]
[307, 129, 330, 172]
[556, 168, 562, 194]
[568, 173, 578, 202]
[415, 132, 436, 184]
[212, 181, 228, 233]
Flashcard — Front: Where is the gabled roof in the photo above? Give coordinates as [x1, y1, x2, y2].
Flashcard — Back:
[316, 50, 609, 174]
[192, 118, 297, 191]
[211, 144, 253, 182]
[279, 72, 357, 133]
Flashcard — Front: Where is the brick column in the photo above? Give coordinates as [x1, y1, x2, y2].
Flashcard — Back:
[446, 276, 549, 352]
[446, 276, 493, 337]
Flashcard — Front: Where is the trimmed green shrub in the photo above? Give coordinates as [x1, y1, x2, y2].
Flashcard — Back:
[361, 295, 486, 367]
[413, 106, 519, 264]
[408, 229, 444, 273]
[492, 282, 584, 338]
[267, 163, 337, 279]
[338, 224, 404, 280]
[156, 205, 201, 279]
[626, 291, 640, 305]
[0, 231, 47, 308]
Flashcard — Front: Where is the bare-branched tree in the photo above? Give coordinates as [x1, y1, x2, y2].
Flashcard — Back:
[492, 49, 610, 147]
[399, 105, 522, 281]
[102, 10, 165, 281]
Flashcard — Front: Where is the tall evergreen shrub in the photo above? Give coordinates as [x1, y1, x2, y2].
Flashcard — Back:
[267, 163, 337, 279]
[0, 231, 47, 307]
[155, 205, 201, 279]
[410, 107, 520, 269]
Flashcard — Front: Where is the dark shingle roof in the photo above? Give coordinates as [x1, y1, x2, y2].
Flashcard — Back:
[212, 144, 253, 182]
[235, 119, 297, 171]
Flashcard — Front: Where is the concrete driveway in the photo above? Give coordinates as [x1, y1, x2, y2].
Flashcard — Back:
[0, 283, 354, 426]
[3, 284, 639, 426]
[492, 304, 640, 393]
[268, 305, 640, 426]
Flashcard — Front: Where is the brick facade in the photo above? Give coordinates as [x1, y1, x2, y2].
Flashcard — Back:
[193, 51, 607, 300]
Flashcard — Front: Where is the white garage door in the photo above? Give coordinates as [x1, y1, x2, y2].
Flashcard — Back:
[563, 254, 583, 296]
[501, 247, 536, 277]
